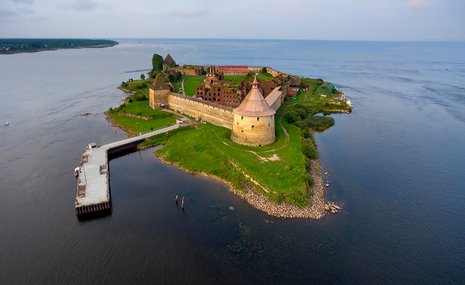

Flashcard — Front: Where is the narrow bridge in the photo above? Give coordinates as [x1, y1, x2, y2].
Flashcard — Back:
[75, 123, 184, 216]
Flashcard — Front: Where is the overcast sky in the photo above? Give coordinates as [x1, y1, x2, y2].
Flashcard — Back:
[1, 0, 464, 41]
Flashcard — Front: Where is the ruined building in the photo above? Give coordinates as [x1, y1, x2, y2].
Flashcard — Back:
[149, 74, 284, 147]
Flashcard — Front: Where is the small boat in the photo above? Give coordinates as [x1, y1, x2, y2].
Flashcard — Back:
[74, 167, 80, 178]
[325, 183, 330, 187]
[87, 143, 97, 150]
[4, 122, 9, 126]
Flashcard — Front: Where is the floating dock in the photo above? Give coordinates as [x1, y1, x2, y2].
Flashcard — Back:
[75, 123, 182, 216]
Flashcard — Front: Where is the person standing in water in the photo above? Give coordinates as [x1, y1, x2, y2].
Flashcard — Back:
[175, 194, 179, 206]
[181, 196, 185, 211]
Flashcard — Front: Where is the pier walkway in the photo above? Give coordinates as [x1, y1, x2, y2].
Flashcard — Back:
[75, 123, 184, 216]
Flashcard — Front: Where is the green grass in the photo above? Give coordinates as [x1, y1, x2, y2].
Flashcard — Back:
[183, 75, 205, 96]
[175, 73, 274, 96]
[172, 80, 182, 93]
[110, 75, 350, 207]
[124, 79, 152, 91]
[121, 78, 153, 102]
[107, 112, 175, 135]
[224, 75, 246, 83]
[117, 101, 169, 117]
[107, 100, 176, 136]
[282, 78, 348, 131]
[257, 72, 274, 81]
[143, 119, 310, 206]
[224, 73, 274, 83]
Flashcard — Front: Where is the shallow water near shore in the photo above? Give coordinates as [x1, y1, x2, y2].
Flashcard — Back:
[1, 39, 465, 284]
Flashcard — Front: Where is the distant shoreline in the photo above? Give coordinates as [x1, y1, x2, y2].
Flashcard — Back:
[0, 39, 118, 55]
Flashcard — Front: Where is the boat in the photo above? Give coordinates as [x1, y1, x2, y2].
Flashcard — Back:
[74, 167, 80, 178]
[4, 122, 9, 126]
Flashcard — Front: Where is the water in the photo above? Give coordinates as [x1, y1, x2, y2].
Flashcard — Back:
[1, 39, 465, 284]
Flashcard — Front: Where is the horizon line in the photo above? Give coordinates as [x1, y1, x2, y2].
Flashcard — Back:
[1, 37, 464, 43]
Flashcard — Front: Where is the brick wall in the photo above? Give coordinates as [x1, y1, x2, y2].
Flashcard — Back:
[167, 93, 234, 129]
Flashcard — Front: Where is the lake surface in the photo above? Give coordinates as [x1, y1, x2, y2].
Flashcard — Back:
[0, 39, 464, 284]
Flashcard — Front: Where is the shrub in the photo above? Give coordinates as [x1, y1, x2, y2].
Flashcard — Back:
[283, 111, 300, 123]
[168, 71, 181, 82]
[307, 176, 314, 187]
[304, 115, 334, 131]
[293, 106, 308, 119]
[294, 120, 306, 130]
[301, 139, 318, 159]
[302, 129, 310, 139]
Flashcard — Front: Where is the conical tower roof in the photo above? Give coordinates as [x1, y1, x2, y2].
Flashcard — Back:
[163, 54, 176, 65]
[151, 73, 171, 90]
[234, 76, 275, 116]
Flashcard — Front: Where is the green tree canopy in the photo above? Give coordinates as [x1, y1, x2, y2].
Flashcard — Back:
[151, 54, 164, 76]
[140, 73, 145, 80]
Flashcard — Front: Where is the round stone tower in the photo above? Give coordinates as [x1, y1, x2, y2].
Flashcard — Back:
[231, 76, 276, 146]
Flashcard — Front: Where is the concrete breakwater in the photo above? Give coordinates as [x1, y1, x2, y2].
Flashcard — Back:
[74, 124, 183, 217]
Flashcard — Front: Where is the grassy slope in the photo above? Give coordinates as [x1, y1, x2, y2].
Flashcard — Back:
[183, 75, 205, 96]
[114, 75, 350, 207]
[118, 101, 165, 116]
[113, 76, 179, 135]
[107, 112, 175, 135]
[143, 119, 309, 206]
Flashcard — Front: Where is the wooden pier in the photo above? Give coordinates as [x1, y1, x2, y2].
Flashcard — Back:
[75, 123, 183, 216]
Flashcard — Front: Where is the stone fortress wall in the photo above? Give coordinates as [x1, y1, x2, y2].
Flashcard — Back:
[149, 87, 285, 134]
[150, 59, 289, 146]
[167, 93, 234, 129]
[150, 88, 284, 133]
[231, 113, 275, 146]
[165, 88, 284, 130]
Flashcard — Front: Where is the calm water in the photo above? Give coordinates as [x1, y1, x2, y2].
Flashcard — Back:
[1, 39, 464, 284]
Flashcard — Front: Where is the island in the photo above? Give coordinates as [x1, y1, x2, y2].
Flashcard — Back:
[0, 39, 118, 54]
[106, 53, 352, 219]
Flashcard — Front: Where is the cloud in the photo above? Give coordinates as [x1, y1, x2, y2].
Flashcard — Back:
[67, 0, 99, 12]
[8, 0, 34, 4]
[170, 8, 207, 18]
[0, 9, 18, 18]
[403, 0, 429, 9]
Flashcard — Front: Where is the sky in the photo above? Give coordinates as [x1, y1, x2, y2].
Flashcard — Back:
[0, 0, 464, 41]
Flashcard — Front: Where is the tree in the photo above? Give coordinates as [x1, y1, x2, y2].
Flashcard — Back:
[151, 54, 164, 77]
[261, 67, 267, 74]
[140, 73, 145, 80]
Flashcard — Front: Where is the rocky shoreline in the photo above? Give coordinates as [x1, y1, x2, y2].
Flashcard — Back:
[105, 108, 341, 219]
[156, 152, 338, 219]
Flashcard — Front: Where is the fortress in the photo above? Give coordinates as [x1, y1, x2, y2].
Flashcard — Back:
[149, 56, 287, 146]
